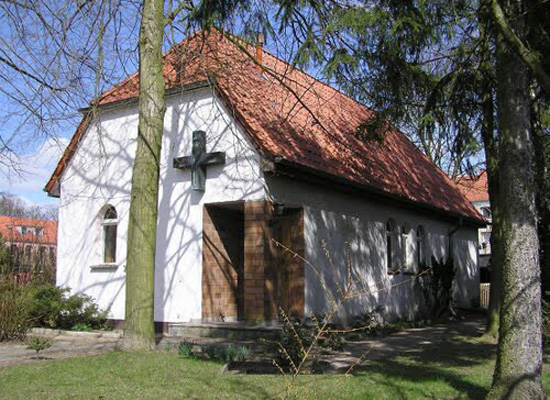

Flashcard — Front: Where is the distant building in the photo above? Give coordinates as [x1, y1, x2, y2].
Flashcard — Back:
[0, 215, 57, 283]
[456, 171, 491, 282]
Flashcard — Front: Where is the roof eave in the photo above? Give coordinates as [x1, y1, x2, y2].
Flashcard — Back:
[271, 157, 487, 228]
[45, 80, 213, 198]
[78, 80, 212, 114]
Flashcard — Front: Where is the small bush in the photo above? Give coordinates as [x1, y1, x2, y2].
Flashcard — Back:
[223, 344, 238, 362]
[0, 280, 33, 341]
[27, 336, 53, 357]
[319, 327, 344, 351]
[351, 306, 387, 335]
[177, 341, 194, 358]
[418, 257, 456, 318]
[236, 345, 252, 362]
[27, 284, 110, 330]
[198, 344, 247, 363]
[272, 318, 314, 369]
[542, 297, 550, 345]
[71, 323, 93, 332]
[203, 344, 218, 360]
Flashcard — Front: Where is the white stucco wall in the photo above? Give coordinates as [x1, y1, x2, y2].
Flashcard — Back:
[56, 88, 265, 323]
[56, 86, 479, 325]
[266, 176, 480, 323]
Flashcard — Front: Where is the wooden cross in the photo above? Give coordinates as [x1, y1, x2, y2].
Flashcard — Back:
[173, 130, 225, 191]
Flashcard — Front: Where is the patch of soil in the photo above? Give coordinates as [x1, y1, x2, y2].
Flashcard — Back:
[222, 361, 279, 375]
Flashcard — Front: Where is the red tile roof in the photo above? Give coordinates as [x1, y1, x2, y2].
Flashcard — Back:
[456, 170, 490, 203]
[0, 216, 57, 245]
[46, 29, 483, 224]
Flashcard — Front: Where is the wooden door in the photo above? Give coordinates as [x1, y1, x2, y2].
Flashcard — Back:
[277, 208, 304, 319]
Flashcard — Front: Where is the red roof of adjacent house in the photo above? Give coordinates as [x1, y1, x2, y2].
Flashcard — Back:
[46, 29, 483, 224]
[456, 170, 490, 203]
[0, 216, 57, 245]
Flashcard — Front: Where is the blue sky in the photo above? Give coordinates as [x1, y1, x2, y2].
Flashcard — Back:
[0, 3, 485, 208]
[1, 136, 68, 205]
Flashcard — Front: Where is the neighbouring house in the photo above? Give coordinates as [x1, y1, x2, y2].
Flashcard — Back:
[456, 170, 492, 283]
[0, 215, 57, 283]
[45, 30, 484, 329]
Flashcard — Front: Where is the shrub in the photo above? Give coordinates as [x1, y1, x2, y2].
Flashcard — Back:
[203, 344, 218, 360]
[0, 279, 33, 341]
[542, 297, 550, 345]
[223, 344, 238, 362]
[177, 341, 195, 358]
[319, 327, 345, 351]
[26, 284, 110, 330]
[418, 257, 456, 318]
[71, 323, 93, 332]
[272, 318, 314, 369]
[236, 345, 252, 362]
[351, 306, 386, 335]
[27, 336, 53, 357]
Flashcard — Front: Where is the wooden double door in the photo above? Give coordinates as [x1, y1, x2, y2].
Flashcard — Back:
[272, 208, 304, 320]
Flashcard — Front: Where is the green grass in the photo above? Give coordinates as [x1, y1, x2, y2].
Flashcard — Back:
[1, 337, 550, 399]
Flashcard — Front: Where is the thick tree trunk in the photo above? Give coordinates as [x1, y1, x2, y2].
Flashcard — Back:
[485, 193, 503, 338]
[122, 0, 165, 351]
[488, 1, 544, 398]
[533, 103, 550, 295]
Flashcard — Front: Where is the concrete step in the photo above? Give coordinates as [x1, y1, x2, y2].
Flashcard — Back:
[166, 322, 282, 341]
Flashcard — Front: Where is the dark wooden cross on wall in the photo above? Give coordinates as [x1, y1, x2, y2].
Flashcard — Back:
[173, 130, 226, 191]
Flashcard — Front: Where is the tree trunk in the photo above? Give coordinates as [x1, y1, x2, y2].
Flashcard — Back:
[479, 74, 502, 338]
[533, 101, 550, 295]
[122, 0, 165, 351]
[484, 190, 503, 338]
[488, 1, 544, 398]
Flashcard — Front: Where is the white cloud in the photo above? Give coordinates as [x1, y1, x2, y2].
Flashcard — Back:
[0, 137, 69, 205]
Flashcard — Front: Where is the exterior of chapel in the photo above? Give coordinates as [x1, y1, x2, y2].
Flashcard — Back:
[46, 30, 485, 328]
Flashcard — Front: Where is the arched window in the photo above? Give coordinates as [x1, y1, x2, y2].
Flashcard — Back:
[401, 222, 410, 268]
[102, 205, 118, 264]
[39, 246, 47, 265]
[416, 225, 426, 267]
[386, 219, 397, 272]
[49, 247, 55, 266]
[24, 245, 32, 261]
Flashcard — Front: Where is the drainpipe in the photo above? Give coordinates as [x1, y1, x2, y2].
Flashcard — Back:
[448, 217, 463, 259]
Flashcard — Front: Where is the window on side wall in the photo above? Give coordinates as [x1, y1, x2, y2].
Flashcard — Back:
[386, 219, 398, 274]
[416, 225, 426, 268]
[401, 223, 411, 270]
[102, 205, 118, 264]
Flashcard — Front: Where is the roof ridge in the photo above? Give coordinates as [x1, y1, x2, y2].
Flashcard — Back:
[45, 28, 484, 223]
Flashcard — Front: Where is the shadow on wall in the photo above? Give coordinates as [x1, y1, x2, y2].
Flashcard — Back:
[58, 110, 139, 316]
[302, 209, 468, 324]
[58, 87, 265, 323]
[452, 232, 480, 308]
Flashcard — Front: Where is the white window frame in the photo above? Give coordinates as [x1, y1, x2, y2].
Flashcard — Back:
[416, 225, 426, 268]
[101, 205, 118, 265]
[386, 218, 399, 274]
[401, 222, 412, 270]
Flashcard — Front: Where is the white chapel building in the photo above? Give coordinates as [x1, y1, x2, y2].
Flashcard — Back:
[45, 30, 484, 328]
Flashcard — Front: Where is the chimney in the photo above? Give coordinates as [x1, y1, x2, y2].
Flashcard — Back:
[255, 33, 263, 71]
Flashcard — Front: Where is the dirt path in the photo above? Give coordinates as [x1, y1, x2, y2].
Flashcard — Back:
[316, 313, 489, 371]
[0, 335, 121, 368]
[0, 314, 488, 369]
[351, 314, 487, 359]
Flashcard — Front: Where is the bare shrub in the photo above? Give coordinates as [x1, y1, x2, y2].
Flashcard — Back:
[272, 239, 429, 397]
[0, 279, 33, 341]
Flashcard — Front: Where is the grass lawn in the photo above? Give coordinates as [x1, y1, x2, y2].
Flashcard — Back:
[1, 336, 549, 399]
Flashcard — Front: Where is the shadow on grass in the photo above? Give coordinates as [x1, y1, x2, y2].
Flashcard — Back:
[351, 321, 497, 399]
